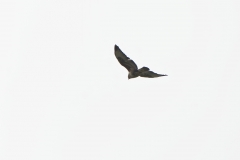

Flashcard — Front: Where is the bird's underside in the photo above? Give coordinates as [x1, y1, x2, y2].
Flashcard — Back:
[114, 45, 167, 79]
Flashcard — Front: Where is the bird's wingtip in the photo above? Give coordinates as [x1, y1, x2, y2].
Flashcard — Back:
[159, 74, 168, 77]
[114, 44, 120, 51]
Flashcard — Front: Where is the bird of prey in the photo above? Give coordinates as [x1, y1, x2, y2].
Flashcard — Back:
[114, 45, 167, 79]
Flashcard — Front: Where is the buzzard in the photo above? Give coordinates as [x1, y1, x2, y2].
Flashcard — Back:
[114, 45, 167, 79]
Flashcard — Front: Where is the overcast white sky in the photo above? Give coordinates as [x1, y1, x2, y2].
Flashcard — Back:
[1, 0, 240, 160]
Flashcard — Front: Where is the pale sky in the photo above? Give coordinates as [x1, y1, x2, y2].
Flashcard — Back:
[1, 0, 240, 160]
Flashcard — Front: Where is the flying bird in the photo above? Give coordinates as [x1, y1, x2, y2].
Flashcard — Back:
[114, 45, 167, 79]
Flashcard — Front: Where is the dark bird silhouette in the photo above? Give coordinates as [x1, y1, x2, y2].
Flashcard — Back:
[114, 45, 167, 79]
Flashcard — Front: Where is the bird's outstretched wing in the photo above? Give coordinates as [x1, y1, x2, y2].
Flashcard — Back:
[140, 71, 167, 78]
[114, 45, 138, 71]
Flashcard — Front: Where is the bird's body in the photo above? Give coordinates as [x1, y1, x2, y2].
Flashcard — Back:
[128, 70, 139, 79]
[114, 45, 167, 79]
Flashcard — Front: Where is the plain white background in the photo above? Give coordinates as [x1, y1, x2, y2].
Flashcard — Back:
[1, 0, 240, 159]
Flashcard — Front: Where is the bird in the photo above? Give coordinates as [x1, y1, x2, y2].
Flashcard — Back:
[114, 45, 167, 79]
